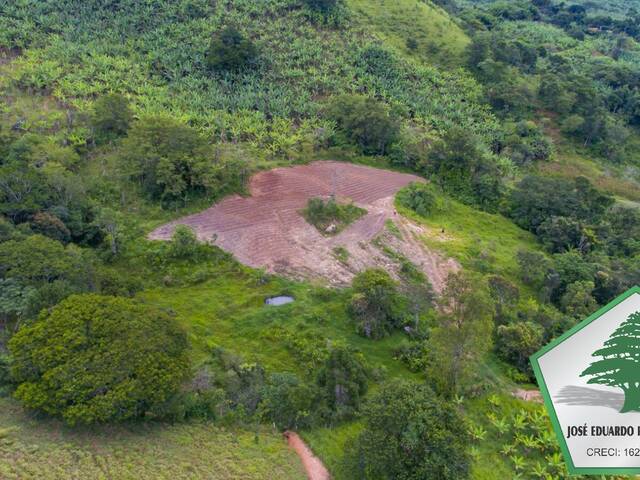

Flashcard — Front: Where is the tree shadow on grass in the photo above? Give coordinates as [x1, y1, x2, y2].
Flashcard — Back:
[554, 385, 624, 411]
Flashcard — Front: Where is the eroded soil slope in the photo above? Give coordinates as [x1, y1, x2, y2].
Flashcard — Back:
[150, 161, 457, 291]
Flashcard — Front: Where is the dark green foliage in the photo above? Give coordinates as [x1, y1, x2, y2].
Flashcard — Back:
[0, 234, 91, 287]
[92, 93, 133, 143]
[9, 294, 190, 425]
[29, 212, 71, 244]
[316, 346, 368, 421]
[581, 310, 640, 412]
[0, 162, 52, 222]
[167, 225, 206, 260]
[507, 175, 614, 233]
[260, 372, 318, 430]
[326, 94, 401, 155]
[346, 380, 471, 480]
[424, 126, 504, 211]
[0, 279, 34, 327]
[349, 269, 405, 339]
[496, 322, 544, 377]
[120, 115, 219, 203]
[304, 0, 338, 13]
[536, 216, 594, 254]
[302, 197, 366, 234]
[429, 272, 493, 396]
[396, 182, 437, 217]
[205, 26, 258, 73]
[0, 354, 10, 394]
[499, 120, 552, 166]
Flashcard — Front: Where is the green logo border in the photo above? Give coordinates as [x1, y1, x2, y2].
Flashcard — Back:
[530, 286, 640, 476]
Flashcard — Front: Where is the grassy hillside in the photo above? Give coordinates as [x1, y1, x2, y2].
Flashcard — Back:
[0, 398, 305, 480]
[346, 0, 470, 67]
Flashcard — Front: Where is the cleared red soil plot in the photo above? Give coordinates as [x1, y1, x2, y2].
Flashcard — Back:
[150, 161, 457, 290]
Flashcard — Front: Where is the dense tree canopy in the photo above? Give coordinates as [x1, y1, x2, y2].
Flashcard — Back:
[347, 380, 471, 480]
[120, 115, 217, 203]
[9, 294, 190, 425]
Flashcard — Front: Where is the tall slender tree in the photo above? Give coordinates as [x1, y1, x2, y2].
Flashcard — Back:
[581, 310, 640, 413]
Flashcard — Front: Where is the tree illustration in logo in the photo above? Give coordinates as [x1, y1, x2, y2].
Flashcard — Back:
[580, 310, 640, 413]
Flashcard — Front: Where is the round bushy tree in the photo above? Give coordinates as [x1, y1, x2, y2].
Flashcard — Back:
[205, 26, 257, 72]
[349, 269, 405, 339]
[9, 294, 190, 425]
[347, 380, 471, 480]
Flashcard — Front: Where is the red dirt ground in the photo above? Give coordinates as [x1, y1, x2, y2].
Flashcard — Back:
[284, 431, 330, 480]
[150, 161, 457, 291]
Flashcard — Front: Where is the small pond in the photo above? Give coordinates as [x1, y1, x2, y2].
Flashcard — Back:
[265, 295, 295, 306]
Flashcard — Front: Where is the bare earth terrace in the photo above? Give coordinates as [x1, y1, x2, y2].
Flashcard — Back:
[150, 161, 457, 291]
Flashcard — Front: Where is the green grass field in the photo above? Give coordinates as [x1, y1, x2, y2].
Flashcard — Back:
[396, 190, 543, 290]
[0, 398, 305, 480]
[347, 0, 470, 68]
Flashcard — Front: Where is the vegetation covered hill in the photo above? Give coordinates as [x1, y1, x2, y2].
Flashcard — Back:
[0, 0, 639, 479]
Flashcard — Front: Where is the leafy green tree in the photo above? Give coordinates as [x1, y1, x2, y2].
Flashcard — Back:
[429, 272, 493, 396]
[488, 275, 519, 325]
[496, 322, 544, 376]
[0, 234, 89, 287]
[120, 115, 216, 203]
[0, 162, 51, 222]
[326, 94, 400, 155]
[423, 126, 504, 211]
[92, 93, 133, 143]
[537, 216, 594, 254]
[581, 310, 640, 413]
[205, 26, 258, 72]
[260, 373, 317, 430]
[316, 346, 368, 421]
[397, 182, 437, 217]
[346, 380, 471, 480]
[349, 269, 405, 339]
[0, 278, 35, 328]
[9, 294, 190, 425]
[560, 280, 597, 319]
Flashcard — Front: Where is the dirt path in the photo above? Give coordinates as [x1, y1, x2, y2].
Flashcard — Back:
[150, 161, 458, 291]
[513, 388, 542, 403]
[284, 431, 330, 480]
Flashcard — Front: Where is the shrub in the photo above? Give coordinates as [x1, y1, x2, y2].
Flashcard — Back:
[205, 26, 258, 72]
[9, 294, 190, 425]
[346, 380, 471, 480]
[302, 197, 366, 234]
[349, 269, 405, 339]
[496, 322, 544, 377]
[168, 225, 202, 259]
[91, 93, 133, 143]
[397, 182, 437, 217]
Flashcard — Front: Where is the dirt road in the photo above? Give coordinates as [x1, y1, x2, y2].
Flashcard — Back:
[284, 431, 330, 480]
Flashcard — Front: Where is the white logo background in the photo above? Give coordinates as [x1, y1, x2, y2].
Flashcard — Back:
[538, 292, 640, 468]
